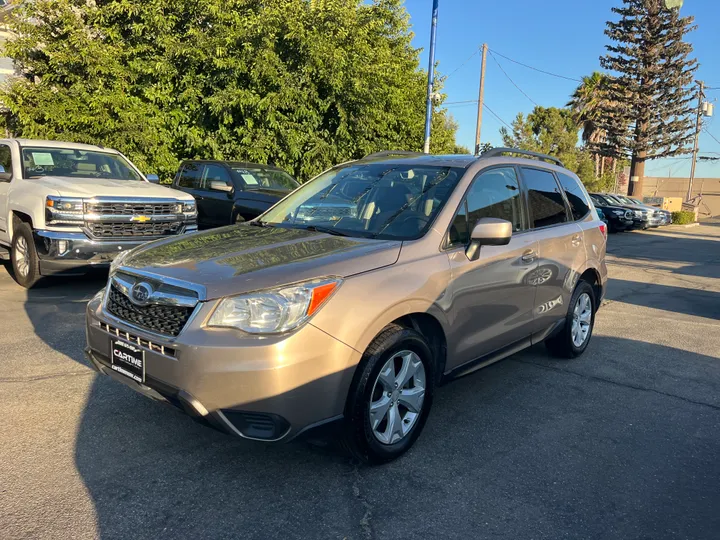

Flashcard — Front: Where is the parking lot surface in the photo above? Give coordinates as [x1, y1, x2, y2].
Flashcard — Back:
[1, 222, 719, 540]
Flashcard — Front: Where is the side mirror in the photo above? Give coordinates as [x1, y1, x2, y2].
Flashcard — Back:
[466, 218, 512, 261]
[210, 180, 233, 193]
[0, 164, 10, 182]
[146, 174, 161, 184]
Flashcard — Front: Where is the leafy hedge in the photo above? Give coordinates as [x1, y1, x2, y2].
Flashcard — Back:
[671, 211, 695, 225]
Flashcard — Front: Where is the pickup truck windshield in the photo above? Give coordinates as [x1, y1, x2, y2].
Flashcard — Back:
[21, 147, 143, 181]
[260, 163, 464, 240]
[230, 167, 299, 191]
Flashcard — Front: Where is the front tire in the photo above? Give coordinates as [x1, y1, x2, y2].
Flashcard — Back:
[343, 324, 435, 464]
[545, 281, 596, 358]
[11, 222, 41, 288]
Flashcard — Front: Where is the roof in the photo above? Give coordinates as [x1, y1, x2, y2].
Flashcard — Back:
[357, 153, 479, 168]
[180, 159, 287, 172]
[6, 138, 120, 153]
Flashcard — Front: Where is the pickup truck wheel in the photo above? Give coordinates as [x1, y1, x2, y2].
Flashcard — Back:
[342, 324, 435, 464]
[11, 223, 41, 288]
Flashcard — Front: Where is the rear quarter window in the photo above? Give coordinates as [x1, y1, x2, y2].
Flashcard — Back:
[556, 172, 591, 220]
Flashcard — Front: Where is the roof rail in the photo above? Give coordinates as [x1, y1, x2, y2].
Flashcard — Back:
[481, 147, 564, 167]
[363, 150, 424, 160]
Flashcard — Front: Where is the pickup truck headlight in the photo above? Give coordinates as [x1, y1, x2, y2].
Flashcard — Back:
[46, 196, 84, 223]
[182, 201, 196, 214]
[208, 278, 341, 334]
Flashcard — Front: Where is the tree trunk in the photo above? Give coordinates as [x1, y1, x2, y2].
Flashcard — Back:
[600, 155, 605, 177]
[595, 153, 600, 178]
[629, 150, 646, 197]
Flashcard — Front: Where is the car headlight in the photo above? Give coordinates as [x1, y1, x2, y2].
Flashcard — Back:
[181, 200, 196, 214]
[46, 196, 84, 223]
[109, 249, 132, 275]
[208, 277, 342, 334]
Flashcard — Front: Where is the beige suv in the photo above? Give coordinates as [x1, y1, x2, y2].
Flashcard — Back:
[85, 149, 607, 464]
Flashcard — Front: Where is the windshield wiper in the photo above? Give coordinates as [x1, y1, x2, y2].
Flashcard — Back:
[249, 220, 274, 227]
[303, 225, 350, 237]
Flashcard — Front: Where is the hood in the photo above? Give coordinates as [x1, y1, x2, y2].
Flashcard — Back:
[37, 176, 193, 200]
[122, 225, 402, 300]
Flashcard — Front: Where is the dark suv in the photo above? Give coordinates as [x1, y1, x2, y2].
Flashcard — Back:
[172, 161, 299, 229]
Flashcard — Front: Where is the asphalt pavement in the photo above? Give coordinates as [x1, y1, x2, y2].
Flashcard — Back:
[1, 222, 719, 540]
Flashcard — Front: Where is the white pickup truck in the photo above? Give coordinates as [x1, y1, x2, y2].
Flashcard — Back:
[0, 139, 197, 287]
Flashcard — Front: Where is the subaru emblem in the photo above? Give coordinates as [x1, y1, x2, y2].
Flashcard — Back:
[130, 282, 153, 306]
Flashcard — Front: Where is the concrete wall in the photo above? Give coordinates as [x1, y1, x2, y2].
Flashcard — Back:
[642, 177, 720, 219]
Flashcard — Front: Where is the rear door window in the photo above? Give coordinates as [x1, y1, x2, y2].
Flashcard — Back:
[0, 144, 12, 176]
[521, 168, 569, 228]
[177, 163, 203, 189]
[557, 172, 591, 220]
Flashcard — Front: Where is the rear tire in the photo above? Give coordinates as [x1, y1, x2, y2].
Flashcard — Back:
[343, 324, 435, 465]
[11, 222, 41, 288]
[545, 281, 596, 359]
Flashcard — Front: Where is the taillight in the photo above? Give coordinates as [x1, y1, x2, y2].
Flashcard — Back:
[599, 222, 607, 239]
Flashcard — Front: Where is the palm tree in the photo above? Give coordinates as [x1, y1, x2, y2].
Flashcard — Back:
[567, 72, 612, 178]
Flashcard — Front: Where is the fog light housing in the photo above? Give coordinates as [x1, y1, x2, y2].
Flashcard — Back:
[57, 240, 68, 254]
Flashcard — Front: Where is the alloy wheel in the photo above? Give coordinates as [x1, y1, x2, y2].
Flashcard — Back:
[368, 350, 426, 445]
[14, 236, 29, 277]
[571, 292, 592, 347]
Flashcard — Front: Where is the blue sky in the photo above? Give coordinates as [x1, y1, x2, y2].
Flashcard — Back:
[405, 0, 720, 178]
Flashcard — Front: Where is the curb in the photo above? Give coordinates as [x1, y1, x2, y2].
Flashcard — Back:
[668, 223, 700, 228]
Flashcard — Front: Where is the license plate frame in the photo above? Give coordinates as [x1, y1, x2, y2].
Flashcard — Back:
[110, 339, 145, 383]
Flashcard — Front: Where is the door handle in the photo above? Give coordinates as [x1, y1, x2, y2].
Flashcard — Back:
[521, 249, 537, 263]
[571, 234, 582, 247]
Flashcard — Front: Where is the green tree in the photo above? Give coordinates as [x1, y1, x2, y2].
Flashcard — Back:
[0, 0, 462, 181]
[599, 0, 697, 196]
[500, 105, 600, 188]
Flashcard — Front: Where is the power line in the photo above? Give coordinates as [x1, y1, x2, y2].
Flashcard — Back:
[444, 99, 480, 105]
[483, 102, 513, 130]
[488, 48, 581, 83]
[703, 128, 720, 146]
[488, 50, 538, 106]
[443, 48, 480, 81]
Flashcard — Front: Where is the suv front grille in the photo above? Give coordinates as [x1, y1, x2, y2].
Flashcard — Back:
[88, 221, 183, 238]
[86, 202, 179, 216]
[106, 284, 194, 337]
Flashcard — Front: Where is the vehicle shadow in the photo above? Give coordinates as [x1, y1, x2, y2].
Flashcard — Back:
[64, 336, 720, 539]
[19, 275, 720, 539]
[606, 277, 720, 320]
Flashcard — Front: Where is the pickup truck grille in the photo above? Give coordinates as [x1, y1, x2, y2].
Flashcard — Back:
[106, 284, 194, 337]
[86, 201, 179, 216]
[87, 221, 183, 238]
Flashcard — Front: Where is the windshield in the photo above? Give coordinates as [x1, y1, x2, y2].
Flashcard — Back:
[22, 147, 142, 181]
[604, 195, 625, 205]
[260, 163, 464, 240]
[230, 166, 299, 191]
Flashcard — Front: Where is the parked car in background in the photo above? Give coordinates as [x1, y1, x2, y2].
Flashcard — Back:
[603, 193, 664, 228]
[626, 196, 671, 225]
[588, 194, 634, 233]
[85, 148, 607, 464]
[172, 161, 299, 229]
[0, 138, 197, 287]
[591, 193, 653, 229]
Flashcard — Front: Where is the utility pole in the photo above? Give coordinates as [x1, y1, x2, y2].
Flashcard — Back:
[474, 43, 488, 156]
[422, 0, 439, 154]
[687, 80, 704, 201]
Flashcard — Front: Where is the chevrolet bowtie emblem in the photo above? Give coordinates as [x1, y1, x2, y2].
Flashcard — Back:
[131, 215, 151, 223]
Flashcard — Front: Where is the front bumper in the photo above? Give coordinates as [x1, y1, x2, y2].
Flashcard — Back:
[85, 293, 360, 441]
[34, 228, 197, 276]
